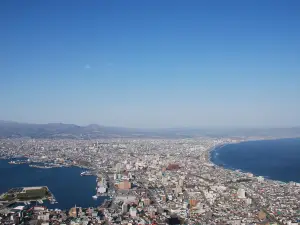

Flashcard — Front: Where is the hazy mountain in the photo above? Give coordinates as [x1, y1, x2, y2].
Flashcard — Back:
[0, 120, 299, 139]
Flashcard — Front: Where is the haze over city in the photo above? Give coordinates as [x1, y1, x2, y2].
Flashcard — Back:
[1, 0, 299, 128]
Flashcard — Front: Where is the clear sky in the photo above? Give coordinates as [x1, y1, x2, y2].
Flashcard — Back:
[0, 0, 299, 128]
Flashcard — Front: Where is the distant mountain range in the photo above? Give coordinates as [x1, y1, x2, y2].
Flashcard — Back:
[0, 121, 300, 139]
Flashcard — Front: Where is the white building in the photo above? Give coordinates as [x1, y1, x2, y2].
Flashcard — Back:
[237, 188, 246, 199]
[246, 198, 252, 205]
[162, 177, 168, 185]
[97, 186, 106, 194]
[257, 176, 264, 182]
[122, 202, 128, 213]
[130, 207, 137, 217]
[116, 163, 122, 173]
[126, 164, 131, 170]
[179, 178, 184, 187]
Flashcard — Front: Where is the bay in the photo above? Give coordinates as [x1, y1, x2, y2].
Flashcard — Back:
[211, 138, 300, 183]
[0, 159, 106, 210]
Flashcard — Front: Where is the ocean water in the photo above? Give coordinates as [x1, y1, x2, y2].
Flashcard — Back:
[211, 138, 300, 183]
[0, 160, 106, 209]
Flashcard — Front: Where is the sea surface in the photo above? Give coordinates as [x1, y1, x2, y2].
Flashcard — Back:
[211, 138, 300, 183]
[0, 159, 106, 209]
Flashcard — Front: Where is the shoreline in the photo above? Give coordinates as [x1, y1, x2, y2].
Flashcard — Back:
[207, 142, 237, 167]
[206, 137, 300, 184]
[1, 156, 95, 172]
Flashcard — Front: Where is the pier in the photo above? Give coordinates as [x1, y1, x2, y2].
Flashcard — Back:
[0, 186, 55, 210]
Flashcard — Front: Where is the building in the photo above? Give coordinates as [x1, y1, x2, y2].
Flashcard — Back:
[69, 206, 77, 218]
[247, 173, 254, 177]
[160, 195, 166, 202]
[258, 210, 266, 220]
[122, 171, 129, 180]
[189, 199, 198, 207]
[148, 206, 156, 218]
[143, 198, 151, 206]
[257, 176, 264, 182]
[122, 202, 128, 214]
[175, 184, 182, 195]
[246, 198, 252, 205]
[237, 188, 246, 199]
[116, 163, 122, 173]
[97, 186, 106, 194]
[118, 180, 131, 190]
[139, 201, 144, 207]
[126, 164, 131, 170]
[115, 195, 137, 203]
[166, 163, 180, 170]
[162, 177, 168, 185]
[130, 207, 137, 217]
[179, 178, 184, 187]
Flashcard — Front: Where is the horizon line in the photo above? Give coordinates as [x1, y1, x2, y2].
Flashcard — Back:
[0, 120, 299, 130]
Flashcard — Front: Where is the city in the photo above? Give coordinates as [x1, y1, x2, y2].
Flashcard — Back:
[0, 137, 299, 225]
[1, 0, 300, 224]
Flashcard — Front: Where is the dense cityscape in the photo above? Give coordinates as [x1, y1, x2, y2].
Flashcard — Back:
[0, 137, 300, 225]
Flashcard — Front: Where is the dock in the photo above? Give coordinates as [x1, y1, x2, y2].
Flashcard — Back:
[0, 186, 56, 210]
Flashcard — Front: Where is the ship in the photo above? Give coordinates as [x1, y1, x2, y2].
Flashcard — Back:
[49, 197, 57, 204]
[92, 195, 98, 200]
[80, 171, 93, 176]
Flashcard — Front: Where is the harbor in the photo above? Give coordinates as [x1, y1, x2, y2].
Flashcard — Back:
[8, 160, 29, 165]
[0, 159, 107, 210]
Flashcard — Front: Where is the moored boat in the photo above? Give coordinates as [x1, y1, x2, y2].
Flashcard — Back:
[92, 195, 98, 200]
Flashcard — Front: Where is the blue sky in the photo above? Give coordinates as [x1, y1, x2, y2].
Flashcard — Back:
[0, 0, 299, 128]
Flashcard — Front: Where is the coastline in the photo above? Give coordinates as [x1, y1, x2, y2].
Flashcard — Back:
[208, 142, 239, 169]
[206, 137, 300, 184]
